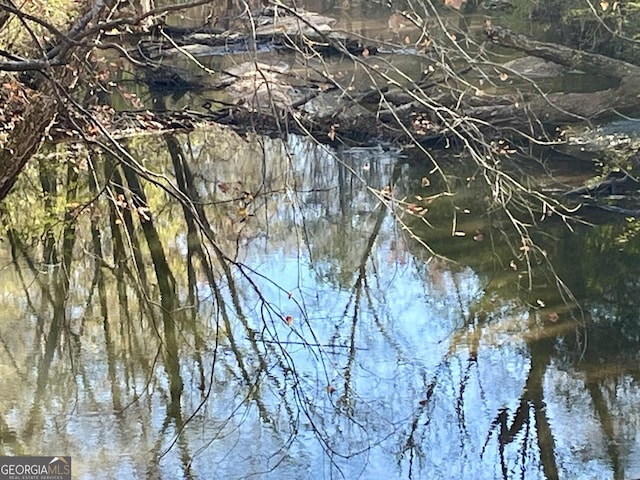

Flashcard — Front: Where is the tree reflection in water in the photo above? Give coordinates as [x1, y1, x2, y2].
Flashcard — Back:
[0, 128, 639, 479]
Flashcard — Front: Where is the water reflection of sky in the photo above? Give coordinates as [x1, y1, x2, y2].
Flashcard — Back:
[211, 220, 533, 479]
[1, 132, 640, 479]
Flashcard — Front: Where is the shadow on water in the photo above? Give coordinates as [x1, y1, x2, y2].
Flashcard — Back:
[1, 125, 640, 479]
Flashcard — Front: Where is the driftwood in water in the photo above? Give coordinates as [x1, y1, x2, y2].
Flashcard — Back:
[477, 26, 640, 125]
[136, 13, 640, 147]
[564, 171, 640, 197]
[564, 151, 640, 198]
[140, 6, 376, 61]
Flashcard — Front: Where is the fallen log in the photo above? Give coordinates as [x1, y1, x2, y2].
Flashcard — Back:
[483, 26, 640, 124]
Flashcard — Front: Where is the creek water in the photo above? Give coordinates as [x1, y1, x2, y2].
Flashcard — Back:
[1, 127, 639, 479]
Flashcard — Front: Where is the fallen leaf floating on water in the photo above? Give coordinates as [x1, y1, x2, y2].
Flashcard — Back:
[548, 312, 559, 322]
[421, 176, 431, 187]
[445, 0, 465, 10]
[600, 0, 620, 11]
[407, 204, 426, 215]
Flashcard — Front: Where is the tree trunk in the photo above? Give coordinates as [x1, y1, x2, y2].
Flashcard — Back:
[0, 94, 56, 201]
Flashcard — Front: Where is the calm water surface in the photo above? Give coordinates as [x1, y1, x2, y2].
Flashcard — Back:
[1, 127, 640, 480]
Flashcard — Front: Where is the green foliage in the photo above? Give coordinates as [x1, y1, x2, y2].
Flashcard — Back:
[1, 143, 91, 245]
[0, 0, 82, 55]
[616, 217, 640, 245]
[3, 172, 63, 244]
